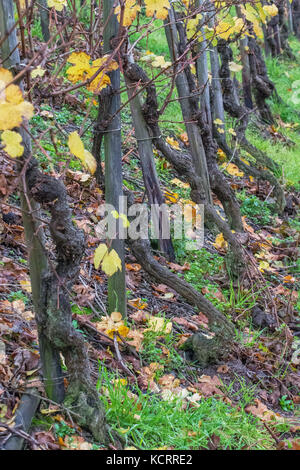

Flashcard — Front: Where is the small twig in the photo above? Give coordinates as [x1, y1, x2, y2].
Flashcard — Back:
[113, 333, 135, 378]
[0, 422, 45, 450]
[263, 422, 280, 445]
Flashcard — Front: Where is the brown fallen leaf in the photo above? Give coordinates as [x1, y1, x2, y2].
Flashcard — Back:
[167, 262, 190, 272]
[277, 439, 300, 451]
[32, 431, 60, 450]
[173, 317, 198, 332]
[137, 362, 163, 392]
[158, 374, 180, 389]
[245, 399, 284, 423]
[0, 340, 6, 365]
[129, 310, 148, 324]
[191, 313, 209, 328]
[217, 364, 229, 374]
[195, 375, 224, 397]
[12, 299, 25, 315]
[126, 329, 144, 352]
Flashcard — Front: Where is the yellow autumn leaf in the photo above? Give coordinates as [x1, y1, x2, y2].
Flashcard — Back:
[101, 249, 122, 276]
[119, 213, 130, 228]
[263, 5, 278, 17]
[128, 298, 148, 309]
[97, 312, 129, 340]
[66, 52, 90, 83]
[0, 68, 34, 131]
[240, 5, 264, 38]
[217, 148, 227, 162]
[214, 118, 224, 126]
[91, 54, 119, 75]
[258, 261, 270, 273]
[20, 279, 32, 293]
[144, 0, 170, 20]
[228, 128, 237, 136]
[94, 243, 108, 270]
[184, 204, 197, 223]
[151, 56, 171, 69]
[215, 21, 235, 41]
[66, 53, 118, 94]
[166, 136, 180, 150]
[68, 130, 84, 158]
[68, 131, 96, 174]
[229, 62, 243, 73]
[106, 328, 117, 338]
[217, 127, 225, 134]
[47, 0, 67, 11]
[31, 66, 46, 78]
[112, 378, 127, 386]
[186, 14, 203, 39]
[111, 210, 129, 228]
[111, 210, 119, 219]
[240, 157, 250, 166]
[213, 233, 228, 251]
[222, 162, 244, 178]
[1, 130, 24, 158]
[115, 0, 141, 26]
[164, 189, 179, 203]
[170, 178, 190, 189]
[86, 70, 111, 94]
[145, 316, 172, 334]
[117, 325, 130, 337]
[83, 150, 97, 174]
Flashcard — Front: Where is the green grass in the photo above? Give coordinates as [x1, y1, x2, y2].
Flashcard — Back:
[252, 36, 300, 187]
[139, 328, 185, 374]
[31, 103, 95, 172]
[130, 18, 171, 58]
[97, 366, 277, 450]
[129, 18, 183, 133]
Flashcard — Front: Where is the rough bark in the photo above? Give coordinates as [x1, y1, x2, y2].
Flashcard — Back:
[0, 0, 65, 402]
[124, 61, 245, 275]
[217, 39, 286, 213]
[292, 0, 300, 38]
[276, 0, 296, 59]
[24, 156, 114, 444]
[129, 238, 234, 365]
[0, 0, 114, 444]
[167, 8, 244, 233]
[103, 0, 127, 317]
[123, 55, 175, 260]
[236, 6, 253, 109]
[92, 86, 113, 185]
[39, 0, 50, 42]
[195, 0, 212, 127]
[164, 7, 213, 206]
[247, 29, 276, 124]
[266, 13, 281, 57]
